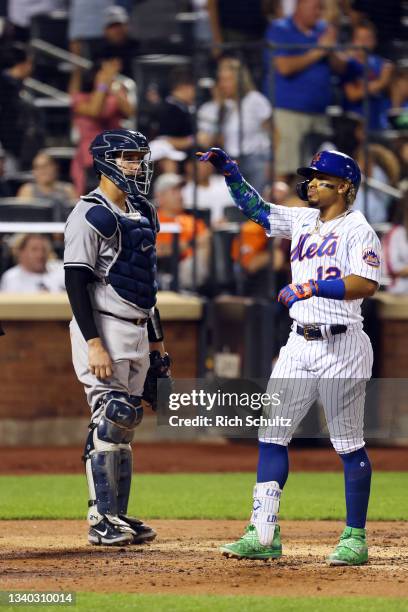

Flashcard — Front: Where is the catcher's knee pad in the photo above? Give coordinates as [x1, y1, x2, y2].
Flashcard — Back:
[96, 391, 143, 445]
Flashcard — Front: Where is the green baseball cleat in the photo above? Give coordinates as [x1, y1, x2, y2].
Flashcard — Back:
[327, 526, 368, 566]
[220, 524, 282, 560]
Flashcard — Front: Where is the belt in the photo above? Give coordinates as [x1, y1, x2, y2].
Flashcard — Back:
[296, 324, 347, 341]
[97, 310, 148, 326]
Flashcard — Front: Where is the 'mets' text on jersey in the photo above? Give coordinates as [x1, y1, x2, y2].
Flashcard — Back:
[267, 205, 382, 326]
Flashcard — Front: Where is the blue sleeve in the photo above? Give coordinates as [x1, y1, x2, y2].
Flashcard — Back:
[265, 21, 290, 57]
[342, 58, 364, 83]
[372, 55, 384, 76]
[225, 175, 271, 231]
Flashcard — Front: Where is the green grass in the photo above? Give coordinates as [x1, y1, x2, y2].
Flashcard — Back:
[0, 472, 407, 520]
[1, 594, 407, 612]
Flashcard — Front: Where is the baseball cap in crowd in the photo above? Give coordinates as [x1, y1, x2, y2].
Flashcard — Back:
[154, 173, 185, 196]
[103, 6, 129, 27]
[149, 139, 187, 162]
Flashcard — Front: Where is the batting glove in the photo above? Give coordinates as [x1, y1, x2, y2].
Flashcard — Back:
[196, 147, 240, 177]
[278, 280, 318, 309]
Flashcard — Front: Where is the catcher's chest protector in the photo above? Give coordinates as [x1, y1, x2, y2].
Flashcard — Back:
[84, 194, 158, 309]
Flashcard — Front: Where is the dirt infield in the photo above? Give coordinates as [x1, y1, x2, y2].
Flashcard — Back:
[0, 520, 407, 597]
[1, 443, 407, 474]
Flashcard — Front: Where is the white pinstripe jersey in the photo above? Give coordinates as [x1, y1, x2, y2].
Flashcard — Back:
[266, 205, 382, 325]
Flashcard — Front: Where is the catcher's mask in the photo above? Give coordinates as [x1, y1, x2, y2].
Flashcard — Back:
[90, 128, 154, 196]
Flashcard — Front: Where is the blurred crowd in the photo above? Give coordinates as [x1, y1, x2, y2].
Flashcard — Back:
[0, 0, 407, 297]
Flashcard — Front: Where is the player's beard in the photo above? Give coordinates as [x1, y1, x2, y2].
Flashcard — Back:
[307, 194, 320, 208]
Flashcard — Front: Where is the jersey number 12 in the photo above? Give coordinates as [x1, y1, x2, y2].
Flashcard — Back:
[316, 266, 341, 280]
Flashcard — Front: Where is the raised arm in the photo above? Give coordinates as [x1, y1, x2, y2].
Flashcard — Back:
[196, 148, 297, 238]
[196, 148, 271, 230]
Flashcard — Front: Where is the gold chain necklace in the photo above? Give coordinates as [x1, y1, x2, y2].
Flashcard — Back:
[311, 211, 350, 237]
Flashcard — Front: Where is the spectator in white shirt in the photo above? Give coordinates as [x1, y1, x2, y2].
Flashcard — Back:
[0, 234, 65, 293]
[383, 194, 408, 294]
[197, 57, 273, 191]
[182, 155, 231, 225]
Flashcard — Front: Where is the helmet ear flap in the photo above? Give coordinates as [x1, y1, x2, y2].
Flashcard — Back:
[93, 161, 101, 178]
[296, 180, 309, 202]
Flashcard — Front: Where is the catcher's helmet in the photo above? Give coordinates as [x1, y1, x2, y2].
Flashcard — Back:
[90, 129, 153, 195]
[296, 150, 361, 202]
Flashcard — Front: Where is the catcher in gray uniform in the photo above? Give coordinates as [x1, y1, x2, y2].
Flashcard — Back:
[64, 128, 171, 546]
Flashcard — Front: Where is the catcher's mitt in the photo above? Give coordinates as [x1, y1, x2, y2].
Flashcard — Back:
[142, 351, 172, 411]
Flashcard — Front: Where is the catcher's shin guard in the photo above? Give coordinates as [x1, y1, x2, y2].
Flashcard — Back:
[117, 447, 132, 515]
[84, 392, 142, 525]
[86, 444, 120, 523]
[84, 427, 122, 524]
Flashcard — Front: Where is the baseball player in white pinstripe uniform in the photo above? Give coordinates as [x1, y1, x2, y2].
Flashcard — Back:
[197, 148, 381, 566]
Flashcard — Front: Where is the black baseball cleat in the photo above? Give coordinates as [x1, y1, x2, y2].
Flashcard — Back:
[118, 515, 157, 544]
[88, 516, 135, 546]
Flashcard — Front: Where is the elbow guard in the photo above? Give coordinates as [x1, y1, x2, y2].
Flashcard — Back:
[147, 307, 164, 343]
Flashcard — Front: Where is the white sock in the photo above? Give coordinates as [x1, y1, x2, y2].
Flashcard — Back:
[250, 481, 281, 546]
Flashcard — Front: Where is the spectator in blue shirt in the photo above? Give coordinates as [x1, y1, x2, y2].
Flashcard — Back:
[264, 0, 345, 179]
[343, 20, 393, 132]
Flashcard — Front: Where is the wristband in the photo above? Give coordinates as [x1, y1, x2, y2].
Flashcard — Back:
[315, 278, 345, 300]
[96, 83, 109, 93]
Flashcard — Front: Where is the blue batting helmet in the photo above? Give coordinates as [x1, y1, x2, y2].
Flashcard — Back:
[89, 129, 153, 196]
[296, 150, 361, 202]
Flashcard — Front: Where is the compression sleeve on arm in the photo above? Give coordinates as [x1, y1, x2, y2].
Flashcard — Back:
[225, 174, 271, 231]
[65, 267, 99, 341]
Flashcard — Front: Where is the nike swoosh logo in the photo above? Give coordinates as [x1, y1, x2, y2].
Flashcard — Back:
[141, 244, 153, 252]
[94, 527, 108, 536]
